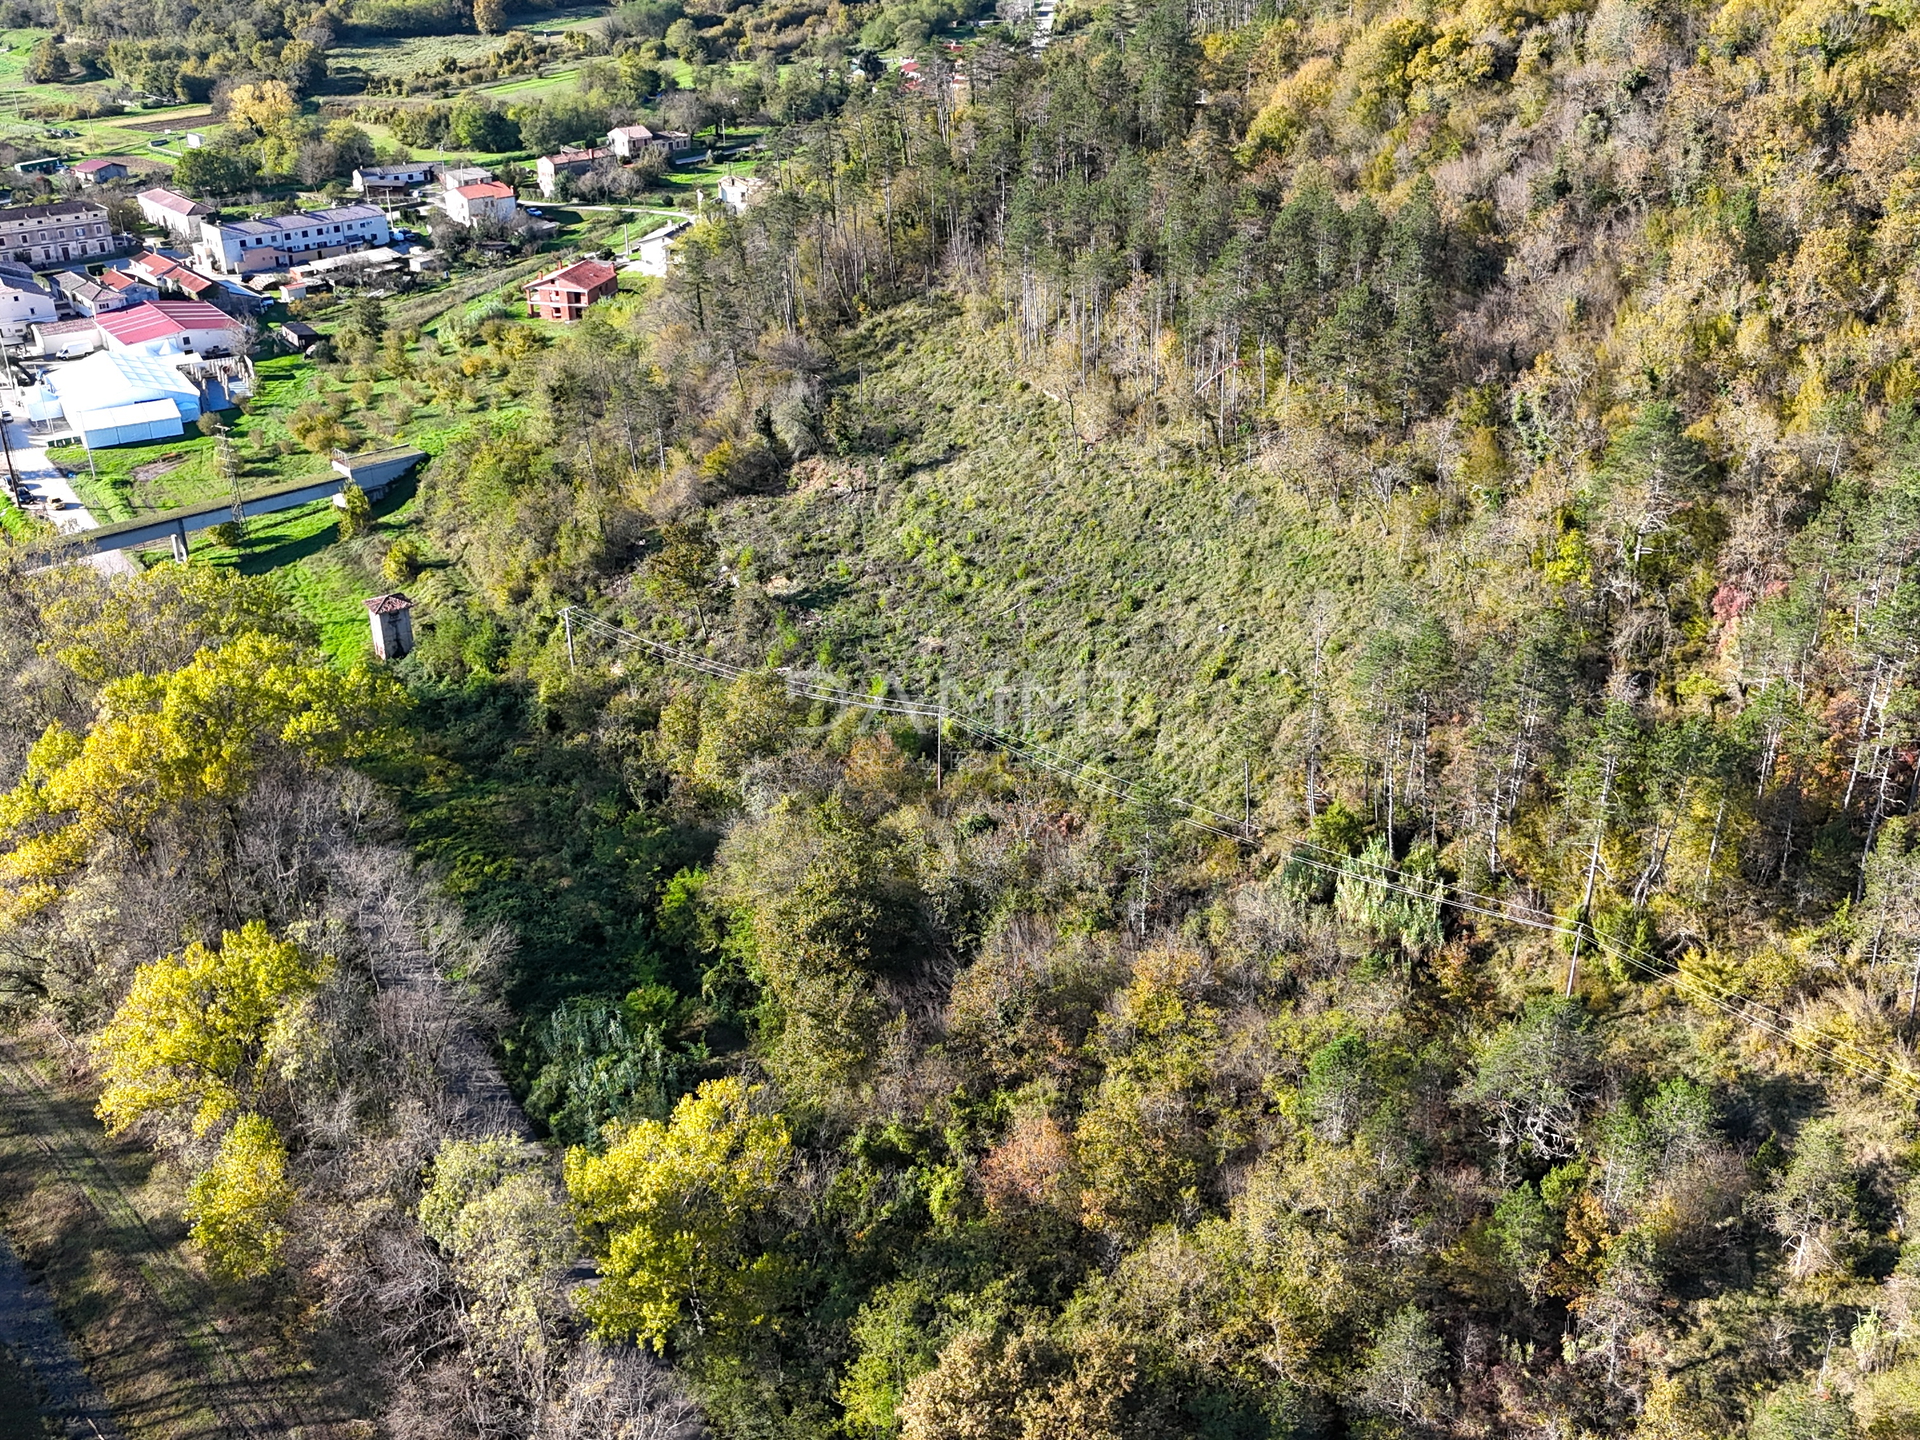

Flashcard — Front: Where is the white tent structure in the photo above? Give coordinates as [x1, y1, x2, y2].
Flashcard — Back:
[42, 347, 206, 447]
[73, 398, 185, 447]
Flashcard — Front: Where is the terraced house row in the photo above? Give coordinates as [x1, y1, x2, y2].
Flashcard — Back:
[0, 201, 113, 267]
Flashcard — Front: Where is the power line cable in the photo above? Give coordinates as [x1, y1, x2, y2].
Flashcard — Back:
[560, 609, 1920, 1096]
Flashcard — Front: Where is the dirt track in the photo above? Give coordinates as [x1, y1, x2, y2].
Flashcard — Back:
[0, 1226, 121, 1439]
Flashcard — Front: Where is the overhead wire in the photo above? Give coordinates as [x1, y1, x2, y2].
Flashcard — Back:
[562, 608, 1920, 1098]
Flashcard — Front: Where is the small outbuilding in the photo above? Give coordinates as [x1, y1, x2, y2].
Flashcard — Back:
[72, 158, 129, 185]
[278, 320, 321, 351]
[717, 173, 770, 214]
[630, 221, 688, 278]
[365, 593, 414, 660]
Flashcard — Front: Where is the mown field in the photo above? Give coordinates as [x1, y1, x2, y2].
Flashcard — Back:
[711, 301, 1410, 806]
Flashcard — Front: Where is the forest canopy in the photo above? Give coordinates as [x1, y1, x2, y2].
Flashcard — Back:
[8, 0, 1920, 1431]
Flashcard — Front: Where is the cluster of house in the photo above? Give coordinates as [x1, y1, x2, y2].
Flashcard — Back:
[346, 161, 527, 236]
[17, 296, 251, 448]
[534, 124, 695, 197]
[0, 198, 260, 354]
[133, 184, 399, 284]
[517, 167, 774, 322]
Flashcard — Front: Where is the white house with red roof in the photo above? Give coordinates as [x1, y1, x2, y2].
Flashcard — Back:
[136, 187, 215, 239]
[125, 250, 186, 288]
[535, 148, 611, 198]
[95, 299, 241, 357]
[607, 125, 692, 159]
[446, 180, 517, 228]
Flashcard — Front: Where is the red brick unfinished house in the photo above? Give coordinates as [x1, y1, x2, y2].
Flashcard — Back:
[524, 259, 619, 322]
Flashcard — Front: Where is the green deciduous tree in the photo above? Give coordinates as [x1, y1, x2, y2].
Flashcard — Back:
[1353, 1305, 1447, 1424]
[712, 796, 917, 1096]
[645, 517, 718, 626]
[1455, 997, 1596, 1165]
[422, 1137, 579, 1390]
[1757, 1119, 1862, 1282]
[337, 482, 373, 540]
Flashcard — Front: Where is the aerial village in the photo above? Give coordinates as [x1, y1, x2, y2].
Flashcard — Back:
[0, 114, 788, 571]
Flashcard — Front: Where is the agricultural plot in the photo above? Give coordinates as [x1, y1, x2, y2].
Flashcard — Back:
[331, 5, 607, 77]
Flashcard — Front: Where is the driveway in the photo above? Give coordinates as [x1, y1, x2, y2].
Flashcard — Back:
[1, 413, 139, 578]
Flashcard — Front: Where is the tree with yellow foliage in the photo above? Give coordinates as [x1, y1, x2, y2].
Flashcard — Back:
[92, 922, 323, 1279]
[40, 564, 304, 686]
[224, 79, 298, 136]
[564, 1077, 790, 1350]
[185, 1112, 296, 1280]
[0, 632, 400, 913]
[91, 920, 329, 1138]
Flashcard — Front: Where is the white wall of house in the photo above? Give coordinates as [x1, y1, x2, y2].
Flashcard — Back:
[0, 283, 57, 340]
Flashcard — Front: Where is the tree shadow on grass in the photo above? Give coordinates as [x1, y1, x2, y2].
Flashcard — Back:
[226, 471, 419, 578]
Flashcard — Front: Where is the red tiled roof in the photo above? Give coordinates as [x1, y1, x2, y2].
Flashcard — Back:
[95, 299, 235, 346]
[99, 268, 143, 290]
[173, 271, 215, 294]
[73, 157, 127, 173]
[136, 187, 209, 216]
[366, 593, 413, 614]
[542, 148, 610, 166]
[456, 181, 514, 200]
[528, 259, 617, 293]
[128, 250, 184, 280]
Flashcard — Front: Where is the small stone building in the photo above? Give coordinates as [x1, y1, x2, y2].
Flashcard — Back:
[366, 593, 414, 660]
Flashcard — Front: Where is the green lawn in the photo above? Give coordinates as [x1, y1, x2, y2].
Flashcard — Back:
[59, 348, 488, 525]
[59, 356, 336, 523]
[196, 476, 429, 663]
[467, 65, 588, 102]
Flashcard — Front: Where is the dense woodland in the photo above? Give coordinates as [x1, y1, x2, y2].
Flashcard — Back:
[8, 0, 1920, 1435]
